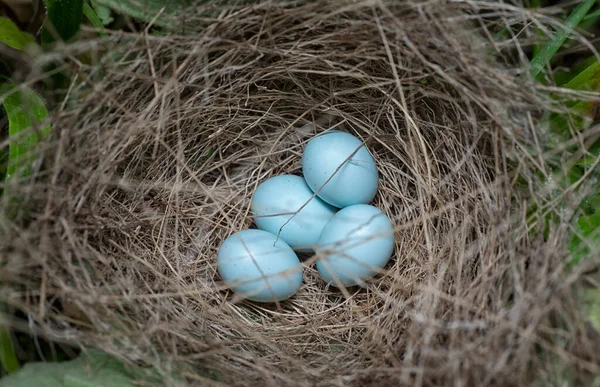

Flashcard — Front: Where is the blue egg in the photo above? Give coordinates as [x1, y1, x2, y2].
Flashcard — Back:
[217, 229, 303, 302]
[251, 175, 337, 252]
[316, 204, 394, 287]
[302, 130, 378, 208]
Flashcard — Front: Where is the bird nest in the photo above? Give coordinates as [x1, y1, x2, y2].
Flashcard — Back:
[2, 1, 598, 386]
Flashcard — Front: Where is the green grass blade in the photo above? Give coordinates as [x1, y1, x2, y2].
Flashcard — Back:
[580, 10, 600, 31]
[0, 305, 19, 373]
[83, 2, 108, 38]
[562, 60, 600, 91]
[530, 0, 596, 78]
[547, 60, 600, 137]
[583, 8, 600, 20]
[0, 85, 51, 181]
[0, 325, 20, 373]
[530, 0, 543, 57]
[41, 0, 84, 44]
[493, 27, 508, 42]
[0, 17, 36, 51]
[553, 56, 598, 86]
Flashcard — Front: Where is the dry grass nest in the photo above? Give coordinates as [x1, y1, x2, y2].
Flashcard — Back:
[2, 1, 600, 386]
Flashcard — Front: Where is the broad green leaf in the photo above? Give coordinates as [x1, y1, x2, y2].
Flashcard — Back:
[567, 213, 600, 268]
[96, 0, 193, 30]
[0, 85, 51, 181]
[0, 17, 36, 51]
[41, 0, 84, 44]
[83, 2, 108, 38]
[530, 0, 596, 78]
[0, 350, 164, 387]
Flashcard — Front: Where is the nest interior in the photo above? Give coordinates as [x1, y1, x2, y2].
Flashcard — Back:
[2, 1, 599, 386]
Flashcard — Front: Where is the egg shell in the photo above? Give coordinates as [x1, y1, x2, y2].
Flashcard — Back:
[302, 130, 378, 208]
[217, 229, 303, 302]
[251, 174, 337, 252]
[316, 204, 394, 287]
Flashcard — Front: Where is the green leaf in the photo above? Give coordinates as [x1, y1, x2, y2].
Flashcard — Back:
[83, 2, 108, 38]
[0, 310, 20, 373]
[568, 213, 600, 268]
[554, 56, 598, 86]
[0, 85, 51, 182]
[95, 0, 194, 30]
[0, 350, 164, 387]
[576, 138, 600, 168]
[0, 149, 7, 187]
[548, 100, 595, 136]
[529, 0, 543, 58]
[562, 60, 600, 91]
[96, 0, 259, 31]
[580, 195, 600, 215]
[41, 0, 84, 44]
[547, 60, 600, 137]
[0, 17, 36, 51]
[583, 8, 600, 21]
[90, 0, 113, 26]
[530, 0, 597, 78]
[579, 10, 600, 32]
[582, 289, 600, 332]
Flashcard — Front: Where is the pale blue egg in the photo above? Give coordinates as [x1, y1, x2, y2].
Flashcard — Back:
[251, 175, 337, 252]
[302, 130, 378, 208]
[217, 229, 303, 302]
[316, 204, 394, 287]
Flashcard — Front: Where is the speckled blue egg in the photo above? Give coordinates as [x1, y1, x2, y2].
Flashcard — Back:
[302, 130, 378, 208]
[316, 204, 394, 287]
[217, 229, 303, 302]
[251, 175, 337, 252]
